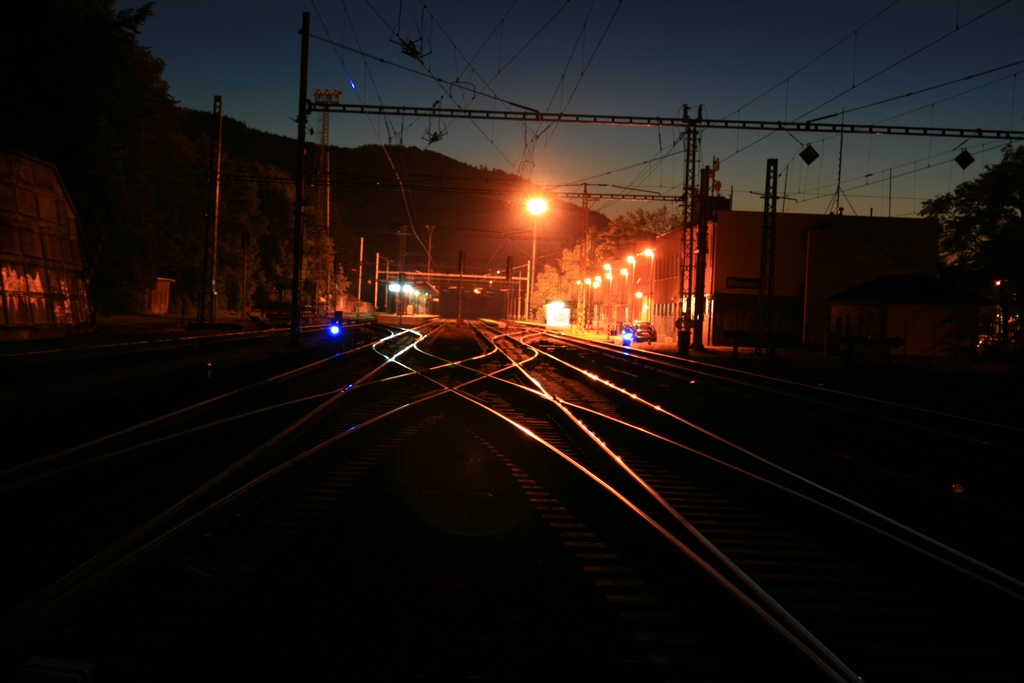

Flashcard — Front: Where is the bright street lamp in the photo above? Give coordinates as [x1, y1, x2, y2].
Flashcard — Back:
[526, 197, 548, 216]
[525, 197, 548, 318]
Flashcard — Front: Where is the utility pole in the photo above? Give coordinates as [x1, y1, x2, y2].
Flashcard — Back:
[680, 105, 701, 227]
[317, 92, 331, 317]
[357, 237, 364, 303]
[291, 12, 310, 340]
[505, 255, 512, 328]
[398, 225, 407, 321]
[425, 223, 435, 283]
[240, 232, 248, 321]
[691, 165, 710, 350]
[580, 184, 590, 330]
[373, 251, 380, 310]
[757, 158, 779, 357]
[678, 105, 701, 342]
[199, 95, 222, 325]
[312, 89, 341, 316]
[457, 250, 464, 324]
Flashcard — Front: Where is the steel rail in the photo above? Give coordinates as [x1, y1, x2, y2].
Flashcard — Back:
[448, 375, 861, 682]
[526, 333, 1024, 600]
[0, 329, 430, 642]
[454, 324, 862, 680]
[544, 332, 1024, 443]
[5, 320, 1011, 681]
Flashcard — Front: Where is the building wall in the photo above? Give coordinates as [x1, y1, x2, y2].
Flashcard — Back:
[0, 152, 92, 340]
[902, 304, 976, 357]
[655, 210, 940, 350]
[830, 302, 977, 359]
[706, 212, 809, 347]
[804, 220, 938, 348]
[141, 277, 175, 315]
[651, 230, 683, 341]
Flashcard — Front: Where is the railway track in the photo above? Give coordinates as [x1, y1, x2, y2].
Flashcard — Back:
[533, 332, 1024, 576]
[2, 320, 1021, 681]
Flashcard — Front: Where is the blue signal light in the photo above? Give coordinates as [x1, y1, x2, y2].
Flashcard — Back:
[328, 323, 342, 336]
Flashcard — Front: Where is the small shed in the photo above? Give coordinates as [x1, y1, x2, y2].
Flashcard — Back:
[140, 277, 175, 315]
[826, 273, 985, 359]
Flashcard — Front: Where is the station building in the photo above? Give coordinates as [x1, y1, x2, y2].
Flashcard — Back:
[648, 210, 981, 357]
[579, 209, 979, 358]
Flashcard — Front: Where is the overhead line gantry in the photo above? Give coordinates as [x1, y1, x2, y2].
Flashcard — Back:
[304, 87, 1023, 345]
[291, 12, 1022, 338]
[309, 102, 1024, 142]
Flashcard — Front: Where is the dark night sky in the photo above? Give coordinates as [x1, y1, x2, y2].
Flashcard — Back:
[120, 0, 1024, 267]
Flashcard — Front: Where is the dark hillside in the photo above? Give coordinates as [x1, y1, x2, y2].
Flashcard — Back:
[180, 109, 608, 275]
[181, 110, 297, 172]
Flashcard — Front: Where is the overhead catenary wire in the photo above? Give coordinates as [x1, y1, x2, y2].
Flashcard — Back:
[593, 1, 903, 218]
[309, 0, 630, 271]
[310, 2, 1019, 225]
[523, 1, 623, 183]
[724, 0, 901, 121]
[797, 0, 1013, 123]
[708, 1, 1019, 215]
[576, 3, 1022, 218]
[312, 1, 429, 260]
[406, 0, 574, 178]
[312, 3, 570, 177]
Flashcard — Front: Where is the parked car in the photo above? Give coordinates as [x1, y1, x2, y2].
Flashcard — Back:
[632, 321, 657, 342]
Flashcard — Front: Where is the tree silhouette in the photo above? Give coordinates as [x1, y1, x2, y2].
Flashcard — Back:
[921, 144, 1023, 348]
[923, 146, 1023, 277]
[1, 1, 201, 313]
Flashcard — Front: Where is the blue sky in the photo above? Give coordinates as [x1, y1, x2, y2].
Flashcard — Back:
[122, 0, 1024, 220]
